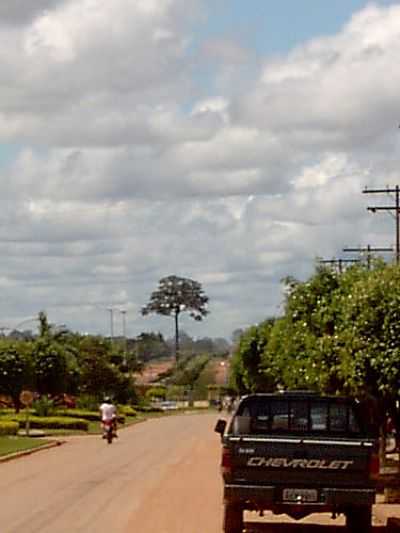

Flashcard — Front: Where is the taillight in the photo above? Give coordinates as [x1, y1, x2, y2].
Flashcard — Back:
[369, 452, 380, 481]
[221, 446, 233, 477]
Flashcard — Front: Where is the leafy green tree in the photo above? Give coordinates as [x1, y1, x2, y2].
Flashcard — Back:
[170, 354, 211, 405]
[232, 260, 399, 437]
[171, 354, 211, 387]
[132, 332, 171, 362]
[142, 275, 209, 360]
[0, 341, 32, 412]
[33, 339, 68, 396]
[166, 385, 186, 401]
[32, 311, 77, 396]
[230, 319, 276, 394]
[266, 267, 345, 393]
[335, 263, 400, 430]
[76, 335, 137, 403]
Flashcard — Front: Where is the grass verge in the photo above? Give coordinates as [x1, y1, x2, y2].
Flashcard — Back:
[0, 436, 50, 457]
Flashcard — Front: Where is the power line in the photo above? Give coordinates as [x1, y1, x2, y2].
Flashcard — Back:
[319, 258, 360, 274]
[343, 244, 393, 270]
[363, 186, 400, 264]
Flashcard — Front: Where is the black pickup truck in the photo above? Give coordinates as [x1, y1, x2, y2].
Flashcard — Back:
[215, 392, 379, 533]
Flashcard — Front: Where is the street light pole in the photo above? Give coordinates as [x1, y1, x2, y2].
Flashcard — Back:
[120, 309, 127, 338]
[396, 185, 399, 265]
[120, 309, 127, 365]
[107, 307, 114, 341]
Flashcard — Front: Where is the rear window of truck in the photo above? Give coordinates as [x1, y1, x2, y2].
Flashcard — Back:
[233, 397, 362, 436]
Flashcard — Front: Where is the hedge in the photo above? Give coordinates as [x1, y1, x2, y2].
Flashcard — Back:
[56, 409, 99, 422]
[56, 409, 125, 424]
[118, 405, 137, 417]
[134, 405, 163, 413]
[0, 421, 19, 435]
[3, 415, 89, 431]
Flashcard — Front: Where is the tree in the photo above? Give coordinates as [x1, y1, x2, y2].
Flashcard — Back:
[32, 311, 76, 396]
[230, 319, 276, 394]
[0, 341, 32, 412]
[33, 339, 68, 396]
[142, 275, 209, 360]
[131, 332, 171, 362]
[170, 354, 211, 405]
[75, 335, 137, 403]
[336, 263, 400, 432]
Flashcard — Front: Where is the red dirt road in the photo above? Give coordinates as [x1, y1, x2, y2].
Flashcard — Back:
[0, 413, 392, 532]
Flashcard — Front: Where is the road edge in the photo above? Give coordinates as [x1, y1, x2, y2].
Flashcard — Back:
[0, 440, 65, 464]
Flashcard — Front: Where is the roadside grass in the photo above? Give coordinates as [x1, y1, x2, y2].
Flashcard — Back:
[0, 436, 50, 456]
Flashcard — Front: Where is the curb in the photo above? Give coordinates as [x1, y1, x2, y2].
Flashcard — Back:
[0, 440, 65, 464]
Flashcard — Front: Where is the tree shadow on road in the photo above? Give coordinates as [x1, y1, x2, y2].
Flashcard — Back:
[245, 524, 387, 532]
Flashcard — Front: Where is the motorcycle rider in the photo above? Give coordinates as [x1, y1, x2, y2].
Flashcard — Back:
[99, 396, 117, 438]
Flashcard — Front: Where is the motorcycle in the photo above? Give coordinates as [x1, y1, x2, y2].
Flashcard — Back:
[102, 418, 117, 444]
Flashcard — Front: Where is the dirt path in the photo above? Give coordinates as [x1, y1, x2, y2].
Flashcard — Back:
[0, 413, 394, 532]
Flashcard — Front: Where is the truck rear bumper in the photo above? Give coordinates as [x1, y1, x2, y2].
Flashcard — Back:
[224, 484, 376, 507]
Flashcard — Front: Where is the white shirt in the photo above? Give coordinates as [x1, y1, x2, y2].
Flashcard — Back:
[100, 402, 116, 421]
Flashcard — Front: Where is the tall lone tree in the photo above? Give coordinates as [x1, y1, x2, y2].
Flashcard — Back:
[142, 275, 209, 361]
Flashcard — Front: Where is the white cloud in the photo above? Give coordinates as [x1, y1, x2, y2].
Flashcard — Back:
[0, 0, 67, 26]
[0, 1, 399, 339]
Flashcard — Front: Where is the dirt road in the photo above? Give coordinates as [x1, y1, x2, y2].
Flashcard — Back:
[0, 413, 391, 532]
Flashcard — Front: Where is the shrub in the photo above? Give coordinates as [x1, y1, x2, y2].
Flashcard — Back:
[56, 409, 99, 421]
[56, 409, 125, 424]
[76, 394, 99, 411]
[133, 405, 163, 413]
[145, 386, 166, 401]
[0, 408, 17, 416]
[118, 405, 137, 417]
[4, 415, 88, 431]
[33, 396, 56, 417]
[0, 421, 19, 435]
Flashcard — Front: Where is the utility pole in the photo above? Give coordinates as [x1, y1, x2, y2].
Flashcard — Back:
[120, 309, 126, 337]
[343, 245, 393, 270]
[120, 309, 127, 365]
[363, 186, 400, 264]
[319, 258, 360, 274]
[107, 307, 114, 342]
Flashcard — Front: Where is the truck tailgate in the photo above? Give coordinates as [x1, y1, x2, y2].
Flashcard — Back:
[228, 435, 375, 488]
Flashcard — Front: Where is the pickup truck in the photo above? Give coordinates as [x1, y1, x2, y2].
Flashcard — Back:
[215, 392, 379, 533]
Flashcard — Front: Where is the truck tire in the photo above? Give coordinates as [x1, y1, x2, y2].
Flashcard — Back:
[223, 503, 243, 533]
[346, 506, 372, 532]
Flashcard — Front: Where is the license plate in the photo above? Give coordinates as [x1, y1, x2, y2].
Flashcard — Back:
[282, 488, 318, 503]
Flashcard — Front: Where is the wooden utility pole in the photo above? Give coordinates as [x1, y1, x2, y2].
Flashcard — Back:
[319, 258, 360, 274]
[363, 186, 400, 264]
[343, 245, 393, 270]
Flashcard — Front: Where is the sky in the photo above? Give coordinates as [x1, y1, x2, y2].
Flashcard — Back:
[1, 0, 400, 341]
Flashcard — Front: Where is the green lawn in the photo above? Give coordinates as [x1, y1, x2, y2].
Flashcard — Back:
[0, 436, 50, 457]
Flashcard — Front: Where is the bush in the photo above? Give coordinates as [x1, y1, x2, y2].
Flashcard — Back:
[4, 415, 88, 431]
[145, 386, 166, 401]
[75, 394, 99, 411]
[33, 397, 56, 417]
[0, 421, 19, 435]
[56, 409, 99, 421]
[118, 405, 137, 417]
[56, 409, 125, 424]
[0, 408, 17, 416]
[133, 405, 163, 413]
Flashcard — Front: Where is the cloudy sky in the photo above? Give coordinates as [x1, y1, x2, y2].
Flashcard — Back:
[1, 0, 400, 341]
